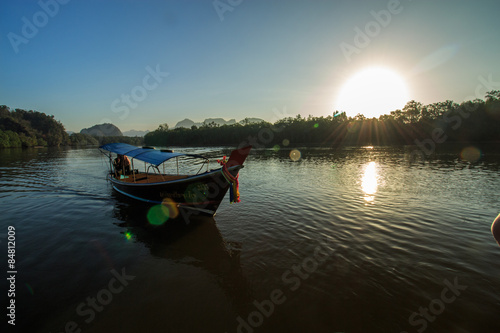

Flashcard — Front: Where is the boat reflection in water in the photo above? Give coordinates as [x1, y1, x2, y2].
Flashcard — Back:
[107, 194, 254, 332]
[112, 195, 244, 272]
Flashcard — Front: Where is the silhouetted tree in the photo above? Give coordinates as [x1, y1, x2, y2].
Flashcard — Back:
[138, 94, 500, 148]
[0, 107, 69, 147]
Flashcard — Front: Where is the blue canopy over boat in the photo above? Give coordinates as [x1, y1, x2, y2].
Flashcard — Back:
[99, 143, 206, 166]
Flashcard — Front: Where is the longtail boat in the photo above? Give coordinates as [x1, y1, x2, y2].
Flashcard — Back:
[99, 143, 252, 216]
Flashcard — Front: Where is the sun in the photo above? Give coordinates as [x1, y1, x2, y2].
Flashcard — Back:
[335, 67, 410, 119]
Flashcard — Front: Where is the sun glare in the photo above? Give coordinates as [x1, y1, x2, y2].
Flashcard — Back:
[335, 67, 409, 119]
[361, 161, 378, 203]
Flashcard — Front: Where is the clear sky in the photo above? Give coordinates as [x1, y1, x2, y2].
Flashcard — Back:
[1, 0, 499, 132]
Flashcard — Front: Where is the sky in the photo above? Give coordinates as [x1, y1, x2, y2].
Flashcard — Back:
[1, 0, 499, 132]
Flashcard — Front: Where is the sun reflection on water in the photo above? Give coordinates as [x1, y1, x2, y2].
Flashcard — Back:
[361, 161, 378, 202]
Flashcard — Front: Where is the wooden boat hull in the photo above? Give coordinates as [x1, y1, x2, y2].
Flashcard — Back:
[109, 165, 242, 215]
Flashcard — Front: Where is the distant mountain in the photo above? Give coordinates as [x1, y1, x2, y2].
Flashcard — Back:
[239, 117, 265, 124]
[80, 123, 122, 136]
[174, 117, 262, 128]
[204, 118, 236, 126]
[123, 129, 150, 137]
[174, 118, 201, 128]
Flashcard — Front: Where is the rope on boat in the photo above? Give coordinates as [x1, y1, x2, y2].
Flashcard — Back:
[217, 156, 240, 203]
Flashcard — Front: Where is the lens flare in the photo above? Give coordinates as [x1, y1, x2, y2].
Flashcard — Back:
[162, 198, 179, 219]
[460, 146, 481, 163]
[147, 204, 170, 225]
[184, 183, 208, 203]
[124, 231, 132, 240]
[282, 139, 290, 146]
[289, 149, 301, 161]
[26, 283, 34, 295]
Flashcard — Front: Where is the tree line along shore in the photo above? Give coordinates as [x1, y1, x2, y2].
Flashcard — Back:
[1, 91, 499, 149]
[0, 105, 143, 148]
[145, 92, 500, 147]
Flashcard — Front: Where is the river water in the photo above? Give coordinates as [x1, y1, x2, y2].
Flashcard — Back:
[1, 145, 499, 333]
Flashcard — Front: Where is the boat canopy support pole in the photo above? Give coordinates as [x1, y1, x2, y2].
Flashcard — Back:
[158, 166, 165, 181]
[98, 149, 113, 176]
[132, 158, 136, 182]
[108, 153, 112, 175]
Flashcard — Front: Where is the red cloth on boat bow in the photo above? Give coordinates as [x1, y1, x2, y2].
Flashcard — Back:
[217, 156, 240, 203]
